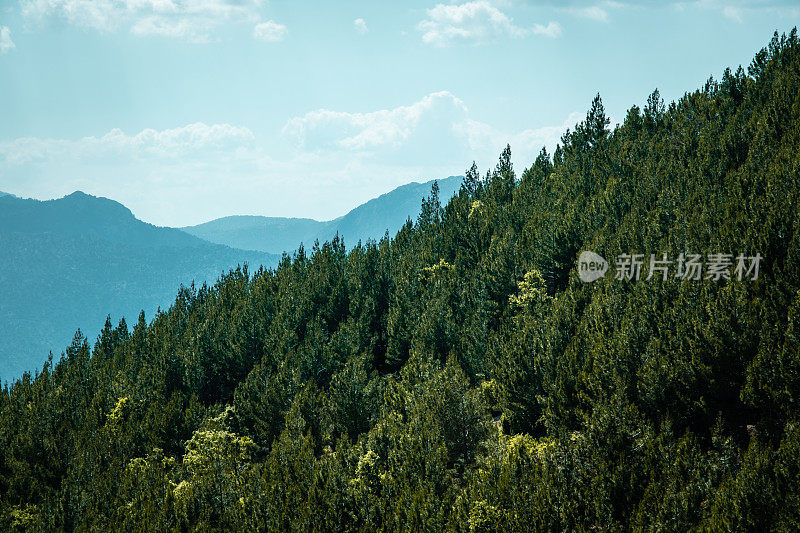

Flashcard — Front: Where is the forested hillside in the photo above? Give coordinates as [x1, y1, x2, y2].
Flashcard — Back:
[1, 30, 799, 531]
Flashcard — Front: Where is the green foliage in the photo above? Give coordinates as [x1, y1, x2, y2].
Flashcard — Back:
[2, 29, 800, 531]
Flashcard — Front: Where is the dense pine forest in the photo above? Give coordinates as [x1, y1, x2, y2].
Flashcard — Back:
[2, 31, 800, 531]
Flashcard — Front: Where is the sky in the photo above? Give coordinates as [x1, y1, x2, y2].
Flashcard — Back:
[0, 1, 798, 227]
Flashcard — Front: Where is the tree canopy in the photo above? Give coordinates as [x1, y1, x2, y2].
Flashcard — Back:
[1, 29, 800, 531]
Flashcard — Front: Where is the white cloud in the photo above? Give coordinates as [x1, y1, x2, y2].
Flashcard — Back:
[532, 21, 562, 38]
[21, 0, 264, 42]
[0, 98, 579, 226]
[131, 17, 203, 40]
[253, 20, 288, 42]
[464, 111, 583, 160]
[283, 91, 468, 154]
[569, 5, 610, 22]
[671, 0, 799, 20]
[0, 26, 14, 53]
[0, 123, 255, 166]
[418, 1, 530, 46]
[282, 91, 577, 169]
[354, 18, 368, 35]
[722, 5, 744, 21]
[559, 1, 637, 23]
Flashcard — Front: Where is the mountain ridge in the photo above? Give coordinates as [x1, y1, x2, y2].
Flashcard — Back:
[0, 192, 278, 383]
[181, 176, 463, 254]
[0, 176, 464, 381]
[0, 191, 212, 249]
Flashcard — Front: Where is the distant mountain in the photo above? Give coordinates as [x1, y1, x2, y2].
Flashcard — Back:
[0, 192, 278, 383]
[182, 216, 327, 256]
[319, 176, 463, 249]
[181, 176, 463, 254]
[0, 177, 461, 381]
[0, 191, 210, 248]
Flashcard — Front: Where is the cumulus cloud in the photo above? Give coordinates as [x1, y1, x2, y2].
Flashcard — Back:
[0, 98, 579, 226]
[283, 91, 469, 154]
[532, 21, 562, 38]
[463, 111, 583, 162]
[282, 91, 577, 168]
[20, 0, 265, 42]
[568, 5, 610, 22]
[552, 1, 636, 23]
[0, 26, 13, 53]
[0, 122, 273, 225]
[354, 18, 368, 35]
[418, 1, 558, 46]
[253, 20, 288, 42]
[0, 123, 255, 166]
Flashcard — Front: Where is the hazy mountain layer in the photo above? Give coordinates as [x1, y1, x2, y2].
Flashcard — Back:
[181, 176, 462, 254]
[0, 192, 277, 382]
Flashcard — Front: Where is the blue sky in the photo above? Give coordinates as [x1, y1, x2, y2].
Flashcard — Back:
[0, 1, 798, 226]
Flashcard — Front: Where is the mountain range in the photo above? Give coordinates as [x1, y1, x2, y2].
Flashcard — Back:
[0, 192, 277, 383]
[0, 177, 457, 382]
[181, 176, 462, 254]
